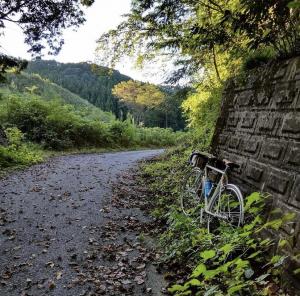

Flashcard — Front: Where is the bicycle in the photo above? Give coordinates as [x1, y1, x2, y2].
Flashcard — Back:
[181, 151, 244, 231]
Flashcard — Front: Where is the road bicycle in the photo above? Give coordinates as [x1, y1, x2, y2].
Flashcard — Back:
[181, 151, 244, 231]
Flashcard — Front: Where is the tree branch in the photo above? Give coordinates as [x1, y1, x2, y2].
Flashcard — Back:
[212, 44, 222, 82]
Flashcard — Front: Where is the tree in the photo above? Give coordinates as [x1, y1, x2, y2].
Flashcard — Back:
[112, 80, 165, 124]
[0, 54, 28, 82]
[97, 0, 299, 82]
[26, 60, 131, 117]
[0, 0, 94, 79]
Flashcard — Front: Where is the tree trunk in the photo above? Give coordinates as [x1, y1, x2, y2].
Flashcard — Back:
[0, 125, 8, 146]
[165, 112, 168, 128]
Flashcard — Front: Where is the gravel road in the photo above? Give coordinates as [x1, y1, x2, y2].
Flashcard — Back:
[0, 150, 165, 296]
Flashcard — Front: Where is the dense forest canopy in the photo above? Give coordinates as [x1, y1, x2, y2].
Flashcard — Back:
[26, 60, 131, 118]
[1, 71, 115, 122]
[98, 0, 299, 82]
[112, 80, 165, 124]
[26, 60, 187, 130]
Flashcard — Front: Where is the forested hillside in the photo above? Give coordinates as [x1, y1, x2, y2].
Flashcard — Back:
[26, 60, 131, 117]
[26, 60, 187, 130]
[2, 72, 114, 122]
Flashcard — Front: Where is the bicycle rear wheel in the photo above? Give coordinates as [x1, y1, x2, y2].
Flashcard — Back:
[181, 167, 203, 216]
[207, 184, 244, 230]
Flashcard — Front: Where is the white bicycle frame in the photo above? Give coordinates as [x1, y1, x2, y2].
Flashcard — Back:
[199, 163, 230, 220]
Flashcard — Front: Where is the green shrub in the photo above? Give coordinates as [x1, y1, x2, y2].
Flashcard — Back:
[140, 149, 295, 295]
[108, 121, 136, 147]
[167, 193, 295, 295]
[0, 92, 182, 153]
[242, 48, 276, 71]
[0, 127, 43, 168]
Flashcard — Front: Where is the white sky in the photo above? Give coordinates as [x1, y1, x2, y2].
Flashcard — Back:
[0, 0, 169, 84]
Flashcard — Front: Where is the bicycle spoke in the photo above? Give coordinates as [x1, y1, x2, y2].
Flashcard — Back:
[181, 167, 203, 218]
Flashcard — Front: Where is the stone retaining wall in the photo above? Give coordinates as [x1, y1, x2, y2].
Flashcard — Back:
[211, 57, 300, 279]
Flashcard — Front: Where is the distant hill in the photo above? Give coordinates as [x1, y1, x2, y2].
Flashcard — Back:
[1, 72, 115, 122]
[26, 60, 131, 118]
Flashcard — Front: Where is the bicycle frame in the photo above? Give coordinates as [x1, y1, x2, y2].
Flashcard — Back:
[200, 163, 230, 220]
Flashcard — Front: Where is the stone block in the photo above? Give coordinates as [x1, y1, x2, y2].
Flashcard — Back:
[259, 140, 286, 165]
[296, 86, 300, 110]
[236, 91, 254, 107]
[256, 91, 272, 107]
[227, 93, 238, 109]
[283, 142, 300, 172]
[290, 175, 300, 205]
[227, 115, 239, 128]
[218, 134, 228, 147]
[272, 82, 297, 109]
[287, 57, 300, 81]
[273, 61, 289, 80]
[265, 168, 293, 200]
[242, 137, 260, 155]
[256, 114, 282, 136]
[244, 161, 267, 188]
[241, 113, 256, 130]
[228, 136, 241, 151]
[281, 112, 300, 140]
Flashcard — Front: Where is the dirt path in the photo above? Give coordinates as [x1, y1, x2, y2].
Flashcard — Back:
[0, 150, 165, 296]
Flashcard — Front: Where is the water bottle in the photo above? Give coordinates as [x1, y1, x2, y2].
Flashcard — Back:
[204, 180, 213, 198]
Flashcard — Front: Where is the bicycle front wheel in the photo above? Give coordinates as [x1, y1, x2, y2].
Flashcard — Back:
[180, 167, 203, 216]
[207, 184, 244, 228]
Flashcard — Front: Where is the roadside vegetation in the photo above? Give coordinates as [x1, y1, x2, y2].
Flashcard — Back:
[0, 77, 185, 170]
[137, 146, 298, 295]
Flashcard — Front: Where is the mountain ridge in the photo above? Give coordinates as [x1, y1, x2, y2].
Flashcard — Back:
[26, 60, 132, 118]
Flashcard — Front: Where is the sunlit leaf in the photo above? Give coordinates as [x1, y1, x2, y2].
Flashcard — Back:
[191, 263, 207, 278]
[200, 250, 216, 260]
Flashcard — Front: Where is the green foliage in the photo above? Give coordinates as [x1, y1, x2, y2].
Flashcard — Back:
[0, 0, 93, 80]
[0, 127, 43, 169]
[288, 0, 300, 8]
[26, 60, 187, 131]
[113, 80, 165, 108]
[0, 94, 182, 150]
[242, 48, 277, 71]
[98, 0, 299, 82]
[112, 80, 165, 124]
[26, 60, 131, 118]
[140, 149, 295, 295]
[0, 55, 28, 82]
[182, 84, 222, 147]
[3, 71, 115, 122]
[166, 192, 293, 295]
[0, 1, 92, 56]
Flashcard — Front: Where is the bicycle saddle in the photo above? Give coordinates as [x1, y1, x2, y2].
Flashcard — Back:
[223, 159, 240, 169]
[192, 151, 216, 160]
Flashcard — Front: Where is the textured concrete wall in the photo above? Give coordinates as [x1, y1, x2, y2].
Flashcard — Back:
[212, 57, 300, 269]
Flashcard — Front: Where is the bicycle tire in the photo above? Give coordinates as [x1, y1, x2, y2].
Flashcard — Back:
[180, 167, 203, 216]
[207, 184, 244, 230]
